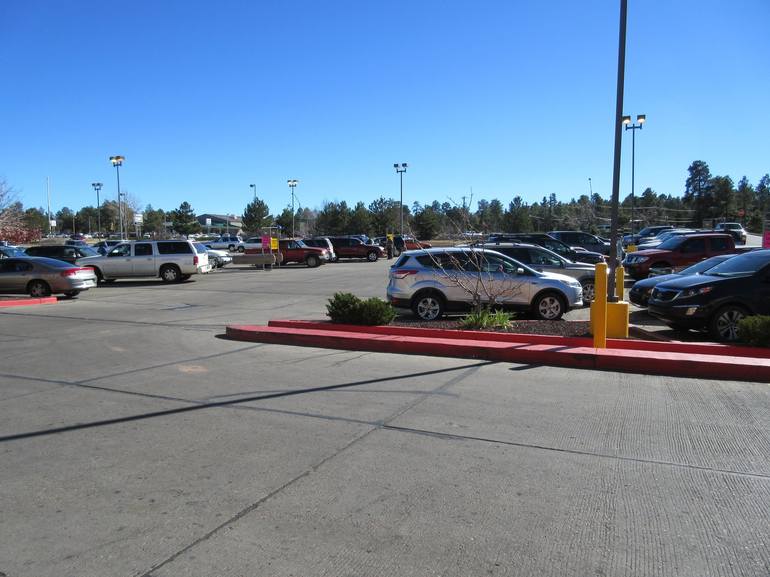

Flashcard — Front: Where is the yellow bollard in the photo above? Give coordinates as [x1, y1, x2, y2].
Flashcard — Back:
[592, 262, 608, 348]
[606, 264, 630, 338]
[616, 265, 625, 300]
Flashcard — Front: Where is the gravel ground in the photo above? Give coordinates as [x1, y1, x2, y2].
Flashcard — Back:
[391, 316, 592, 337]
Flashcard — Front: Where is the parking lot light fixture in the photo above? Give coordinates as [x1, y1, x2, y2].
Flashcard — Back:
[394, 163, 408, 236]
[91, 182, 103, 236]
[287, 180, 299, 237]
[623, 114, 646, 235]
[109, 156, 125, 239]
[250, 183, 256, 201]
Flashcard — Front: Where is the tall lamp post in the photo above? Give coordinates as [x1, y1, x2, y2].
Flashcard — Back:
[91, 182, 103, 236]
[249, 183, 256, 201]
[109, 156, 125, 238]
[287, 179, 299, 237]
[393, 163, 408, 235]
[622, 114, 646, 235]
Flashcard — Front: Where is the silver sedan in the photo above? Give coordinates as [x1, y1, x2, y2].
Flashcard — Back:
[0, 257, 97, 298]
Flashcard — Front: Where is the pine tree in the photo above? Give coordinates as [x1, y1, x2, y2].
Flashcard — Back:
[242, 198, 271, 234]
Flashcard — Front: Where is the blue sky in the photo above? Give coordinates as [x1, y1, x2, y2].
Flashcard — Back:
[2, 0, 768, 218]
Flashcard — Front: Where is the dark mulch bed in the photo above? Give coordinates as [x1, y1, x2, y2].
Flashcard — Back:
[391, 316, 592, 337]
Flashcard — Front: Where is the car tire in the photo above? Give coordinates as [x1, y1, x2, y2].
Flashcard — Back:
[580, 280, 595, 303]
[411, 291, 445, 321]
[532, 291, 566, 320]
[237, 246, 245, 253]
[366, 251, 379, 262]
[228, 244, 236, 252]
[63, 290, 80, 298]
[332, 255, 340, 262]
[160, 264, 181, 283]
[306, 255, 320, 268]
[27, 280, 51, 298]
[709, 305, 748, 342]
[91, 267, 105, 283]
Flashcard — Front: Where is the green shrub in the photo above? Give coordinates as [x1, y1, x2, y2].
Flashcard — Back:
[461, 308, 513, 330]
[737, 315, 770, 347]
[326, 292, 396, 325]
[326, 292, 361, 323]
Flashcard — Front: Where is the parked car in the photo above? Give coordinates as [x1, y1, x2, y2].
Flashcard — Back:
[628, 254, 736, 307]
[635, 229, 698, 249]
[487, 233, 605, 265]
[714, 222, 747, 245]
[76, 240, 210, 282]
[386, 247, 583, 321]
[207, 234, 244, 252]
[393, 236, 432, 254]
[302, 237, 337, 261]
[0, 245, 26, 258]
[478, 242, 600, 302]
[622, 225, 674, 247]
[195, 243, 232, 269]
[0, 257, 97, 297]
[277, 238, 329, 267]
[25, 244, 100, 264]
[647, 250, 770, 341]
[548, 230, 612, 256]
[326, 236, 386, 262]
[622, 233, 737, 279]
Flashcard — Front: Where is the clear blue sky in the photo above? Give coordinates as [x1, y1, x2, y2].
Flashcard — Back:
[2, 0, 768, 218]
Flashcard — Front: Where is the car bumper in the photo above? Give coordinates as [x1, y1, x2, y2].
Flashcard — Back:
[628, 288, 650, 307]
[647, 302, 711, 328]
[623, 263, 650, 279]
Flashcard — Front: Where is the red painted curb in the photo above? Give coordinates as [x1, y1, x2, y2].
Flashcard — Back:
[266, 319, 770, 359]
[225, 324, 770, 383]
[0, 297, 57, 308]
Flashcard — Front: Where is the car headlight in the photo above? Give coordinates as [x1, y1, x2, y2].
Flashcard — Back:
[678, 286, 713, 299]
[568, 279, 581, 288]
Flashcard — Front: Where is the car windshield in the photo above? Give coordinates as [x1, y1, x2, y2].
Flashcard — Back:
[656, 237, 686, 250]
[705, 252, 770, 277]
[1, 247, 26, 257]
[678, 255, 732, 275]
[78, 246, 99, 257]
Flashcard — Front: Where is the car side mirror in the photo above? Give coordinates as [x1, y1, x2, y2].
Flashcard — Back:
[517, 267, 525, 275]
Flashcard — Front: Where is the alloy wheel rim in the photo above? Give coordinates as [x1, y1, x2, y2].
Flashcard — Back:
[418, 298, 440, 320]
[539, 296, 561, 319]
[717, 310, 744, 341]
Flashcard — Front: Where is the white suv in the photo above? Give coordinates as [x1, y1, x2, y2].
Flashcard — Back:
[387, 247, 583, 321]
[76, 240, 210, 283]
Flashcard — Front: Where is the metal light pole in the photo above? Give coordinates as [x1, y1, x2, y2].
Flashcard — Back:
[622, 114, 646, 235]
[91, 182, 103, 236]
[287, 179, 298, 237]
[607, 0, 628, 302]
[109, 156, 125, 238]
[393, 163, 408, 235]
[249, 183, 256, 201]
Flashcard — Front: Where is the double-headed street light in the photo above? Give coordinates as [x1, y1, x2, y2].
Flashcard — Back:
[109, 156, 125, 238]
[287, 179, 299, 237]
[622, 114, 646, 235]
[393, 163, 408, 235]
[91, 182, 103, 236]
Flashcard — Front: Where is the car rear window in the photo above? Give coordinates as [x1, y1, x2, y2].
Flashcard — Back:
[157, 242, 192, 254]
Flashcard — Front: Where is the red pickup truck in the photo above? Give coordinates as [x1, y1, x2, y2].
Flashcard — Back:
[622, 233, 737, 279]
[278, 238, 330, 267]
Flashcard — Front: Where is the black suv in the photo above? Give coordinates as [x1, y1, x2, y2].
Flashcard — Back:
[647, 249, 770, 341]
[25, 244, 100, 264]
[486, 233, 604, 264]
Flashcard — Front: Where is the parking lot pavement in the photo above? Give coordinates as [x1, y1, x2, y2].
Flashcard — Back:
[2, 261, 770, 576]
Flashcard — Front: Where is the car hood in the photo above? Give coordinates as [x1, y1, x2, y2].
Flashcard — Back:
[563, 262, 596, 271]
[631, 273, 680, 289]
[540, 271, 580, 284]
[630, 248, 669, 257]
[654, 274, 723, 291]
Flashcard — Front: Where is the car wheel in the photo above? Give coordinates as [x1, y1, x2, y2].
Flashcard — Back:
[709, 305, 748, 342]
[332, 255, 340, 262]
[411, 291, 445, 321]
[28, 280, 51, 298]
[91, 267, 104, 283]
[237, 246, 245, 253]
[580, 280, 595, 303]
[228, 244, 235, 252]
[306, 255, 320, 268]
[160, 264, 181, 283]
[366, 251, 379, 262]
[532, 291, 565, 320]
[63, 290, 80, 298]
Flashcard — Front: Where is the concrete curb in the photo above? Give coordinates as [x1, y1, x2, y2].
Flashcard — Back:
[0, 297, 57, 308]
[225, 321, 770, 382]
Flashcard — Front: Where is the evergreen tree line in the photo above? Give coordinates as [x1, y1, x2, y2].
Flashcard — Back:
[9, 160, 769, 240]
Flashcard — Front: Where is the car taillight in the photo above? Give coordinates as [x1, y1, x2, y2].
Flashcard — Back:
[61, 267, 91, 277]
[193, 255, 199, 265]
[391, 269, 417, 279]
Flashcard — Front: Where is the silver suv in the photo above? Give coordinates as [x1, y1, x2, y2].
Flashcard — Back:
[76, 240, 210, 283]
[478, 242, 599, 302]
[387, 247, 583, 321]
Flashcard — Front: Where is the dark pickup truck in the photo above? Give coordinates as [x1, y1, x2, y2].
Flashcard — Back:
[622, 233, 740, 279]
